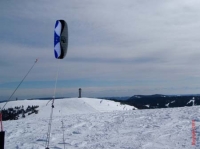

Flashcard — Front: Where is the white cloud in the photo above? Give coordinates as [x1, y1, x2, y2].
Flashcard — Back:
[1, 0, 200, 99]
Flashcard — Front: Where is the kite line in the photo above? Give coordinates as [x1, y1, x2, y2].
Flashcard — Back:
[45, 60, 60, 149]
[1, 59, 38, 110]
[45, 19, 68, 149]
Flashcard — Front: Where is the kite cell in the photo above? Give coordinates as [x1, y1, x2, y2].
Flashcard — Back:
[54, 20, 68, 59]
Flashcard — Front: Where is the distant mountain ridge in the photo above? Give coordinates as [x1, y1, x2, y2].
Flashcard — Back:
[110, 94, 200, 109]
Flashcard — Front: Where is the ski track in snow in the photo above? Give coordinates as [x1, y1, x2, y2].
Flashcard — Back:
[1, 98, 200, 149]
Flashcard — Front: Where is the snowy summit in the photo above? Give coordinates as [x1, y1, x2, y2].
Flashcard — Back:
[1, 98, 198, 149]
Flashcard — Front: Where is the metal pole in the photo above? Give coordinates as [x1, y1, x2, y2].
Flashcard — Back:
[61, 121, 66, 149]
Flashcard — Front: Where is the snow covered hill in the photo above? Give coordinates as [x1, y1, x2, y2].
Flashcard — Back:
[1, 98, 200, 149]
[0, 98, 135, 118]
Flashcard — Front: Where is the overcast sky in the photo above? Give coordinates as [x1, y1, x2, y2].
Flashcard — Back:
[1, 0, 200, 100]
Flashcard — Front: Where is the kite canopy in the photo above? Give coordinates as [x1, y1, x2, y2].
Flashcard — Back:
[54, 20, 68, 59]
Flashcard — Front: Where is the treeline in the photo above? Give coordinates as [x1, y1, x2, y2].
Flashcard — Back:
[111, 95, 200, 109]
[1, 105, 39, 121]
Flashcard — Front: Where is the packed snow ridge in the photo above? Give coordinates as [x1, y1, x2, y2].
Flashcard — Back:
[1, 98, 199, 149]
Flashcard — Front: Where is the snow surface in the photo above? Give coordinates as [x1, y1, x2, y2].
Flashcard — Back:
[1, 98, 200, 149]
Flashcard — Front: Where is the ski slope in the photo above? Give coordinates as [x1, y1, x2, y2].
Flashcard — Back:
[1, 98, 200, 149]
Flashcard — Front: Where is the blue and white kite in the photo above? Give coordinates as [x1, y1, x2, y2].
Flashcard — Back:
[54, 20, 68, 59]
